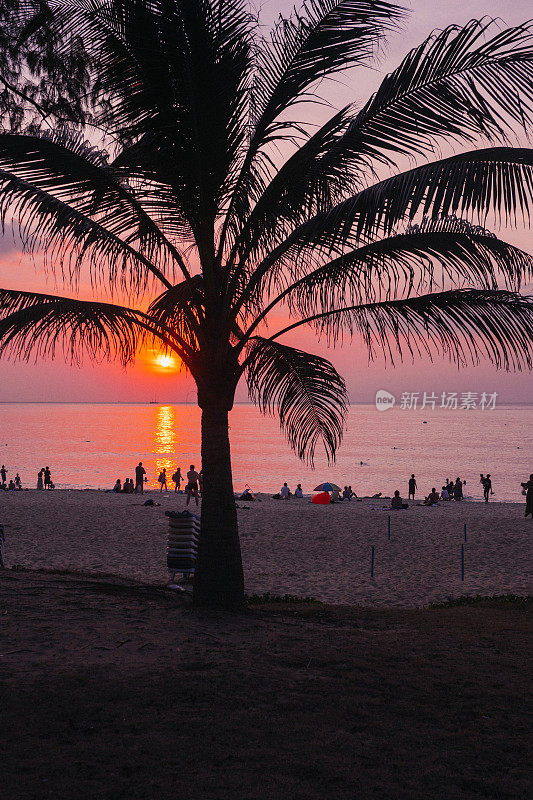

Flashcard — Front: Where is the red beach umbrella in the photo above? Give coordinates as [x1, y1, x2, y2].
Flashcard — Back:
[312, 491, 331, 505]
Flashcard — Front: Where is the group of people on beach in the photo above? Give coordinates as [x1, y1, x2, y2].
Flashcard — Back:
[1, 464, 23, 491]
[111, 462, 203, 506]
[408, 474, 467, 503]
[1, 464, 54, 491]
[392, 475, 468, 509]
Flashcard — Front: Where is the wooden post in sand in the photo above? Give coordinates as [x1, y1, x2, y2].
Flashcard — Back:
[387, 515, 391, 540]
[461, 544, 464, 581]
[464, 523, 467, 542]
[371, 546, 375, 578]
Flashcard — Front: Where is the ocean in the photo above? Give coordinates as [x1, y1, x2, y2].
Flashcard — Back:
[0, 403, 531, 502]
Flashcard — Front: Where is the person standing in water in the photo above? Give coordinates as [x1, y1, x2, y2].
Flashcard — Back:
[0, 465, 6, 486]
[408, 474, 417, 500]
[37, 469, 44, 490]
[44, 466, 51, 489]
[481, 474, 493, 503]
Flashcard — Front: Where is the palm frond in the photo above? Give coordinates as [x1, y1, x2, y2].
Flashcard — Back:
[244, 336, 347, 464]
[271, 289, 533, 371]
[0, 166, 171, 292]
[0, 129, 191, 279]
[240, 217, 533, 341]
[341, 18, 533, 173]
[251, 0, 403, 136]
[219, 0, 403, 259]
[0, 287, 156, 366]
[148, 276, 205, 351]
[90, 0, 255, 221]
[238, 147, 533, 310]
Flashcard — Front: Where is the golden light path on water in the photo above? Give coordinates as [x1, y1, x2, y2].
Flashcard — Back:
[154, 405, 176, 479]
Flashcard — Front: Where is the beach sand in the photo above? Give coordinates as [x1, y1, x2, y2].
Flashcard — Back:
[0, 489, 530, 605]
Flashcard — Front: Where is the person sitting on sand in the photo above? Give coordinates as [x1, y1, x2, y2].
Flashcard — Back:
[424, 488, 440, 505]
[295, 483, 303, 498]
[8, 479, 15, 490]
[280, 482, 290, 499]
[408, 474, 417, 500]
[342, 486, 351, 500]
[172, 467, 182, 493]
[348, 485, 357, 499]
[158, 468, 168, 493]
[135, 462, 146, 494]
[391, 490, 408, 509]
[521, 474, 533, 518]
[113, 478, 122, 492]
[186, 465, 200, 506]
[440, 485, 450, 500]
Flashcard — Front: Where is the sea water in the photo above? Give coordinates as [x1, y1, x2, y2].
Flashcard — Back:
[0, 403, 530, 501]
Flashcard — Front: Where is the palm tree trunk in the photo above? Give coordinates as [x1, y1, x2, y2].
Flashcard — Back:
[192, 402, 244, 608]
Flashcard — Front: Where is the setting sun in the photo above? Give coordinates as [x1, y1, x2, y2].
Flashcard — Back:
[155, 354, 177, 369]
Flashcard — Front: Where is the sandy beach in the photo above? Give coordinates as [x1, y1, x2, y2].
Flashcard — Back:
[0, 490, 530, 606]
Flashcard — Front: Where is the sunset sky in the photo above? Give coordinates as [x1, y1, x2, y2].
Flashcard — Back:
[0, 0, 531, 403]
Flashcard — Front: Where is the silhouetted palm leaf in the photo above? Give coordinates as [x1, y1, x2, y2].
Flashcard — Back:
[343, 18, 533, 171]
[271, 289, 533, 371]
[245, 337, 347, 464]
[0, 130, 190, 278]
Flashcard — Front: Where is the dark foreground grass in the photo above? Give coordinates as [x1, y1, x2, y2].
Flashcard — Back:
[0, 570, 530, 800]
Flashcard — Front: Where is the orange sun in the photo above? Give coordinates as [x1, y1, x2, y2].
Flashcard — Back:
[155, 354, 175, 369]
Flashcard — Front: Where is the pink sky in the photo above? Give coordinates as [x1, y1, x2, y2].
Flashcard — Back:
[0, 0, 531, 403]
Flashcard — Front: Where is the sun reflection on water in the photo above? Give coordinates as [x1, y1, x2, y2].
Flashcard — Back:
[154, 405, 176, 480]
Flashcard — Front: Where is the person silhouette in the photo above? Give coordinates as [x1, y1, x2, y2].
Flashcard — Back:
[135, 462, 146, 493]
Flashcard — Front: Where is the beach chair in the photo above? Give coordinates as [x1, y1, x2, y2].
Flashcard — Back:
[165, 510, 200, 584]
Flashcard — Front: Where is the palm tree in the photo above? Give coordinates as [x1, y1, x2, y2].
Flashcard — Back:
[0, 1, 532, 607]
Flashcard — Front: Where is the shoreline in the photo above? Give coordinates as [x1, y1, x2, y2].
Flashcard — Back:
[1, 486, 526, 504]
